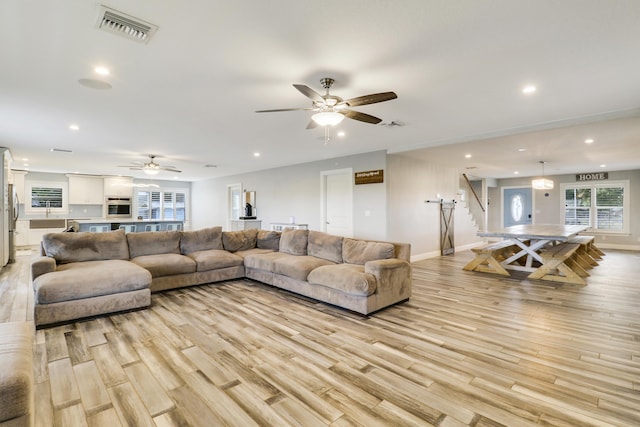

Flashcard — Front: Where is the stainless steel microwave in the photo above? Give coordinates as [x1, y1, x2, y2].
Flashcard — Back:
[105, 196, 132, 218]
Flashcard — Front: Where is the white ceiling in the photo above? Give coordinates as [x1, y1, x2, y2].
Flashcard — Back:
[2, 0, 640, 181]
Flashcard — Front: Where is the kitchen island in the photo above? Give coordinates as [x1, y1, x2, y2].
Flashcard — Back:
[69, 219, 183, 233]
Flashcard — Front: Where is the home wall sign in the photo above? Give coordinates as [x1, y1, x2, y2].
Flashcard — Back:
[354, 169, 384, 185]
[576, 172, 608, 182]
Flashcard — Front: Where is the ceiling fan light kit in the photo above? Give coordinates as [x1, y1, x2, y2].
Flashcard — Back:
[311, 111, 344, 126]
[256, 77, 397, 129]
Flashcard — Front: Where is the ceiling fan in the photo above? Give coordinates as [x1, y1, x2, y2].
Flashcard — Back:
[119, 155, 182, 175]
[256, 77, 397, 129]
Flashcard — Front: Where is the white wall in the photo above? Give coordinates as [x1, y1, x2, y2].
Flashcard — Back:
[386, 153, 482, 260]
[191, 151, 388, 240]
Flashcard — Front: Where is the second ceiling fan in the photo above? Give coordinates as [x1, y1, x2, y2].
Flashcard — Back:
[256, 78, 397, 129]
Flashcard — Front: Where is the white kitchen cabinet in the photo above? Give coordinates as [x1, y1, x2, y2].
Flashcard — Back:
[15, 220, 29, 247]
[10, 170, 27, 203]
[68, 175, 104, 204]
[104, 176, 133, 198]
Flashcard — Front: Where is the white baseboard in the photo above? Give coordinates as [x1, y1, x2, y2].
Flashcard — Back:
[410, 241, 484, 262]
[597, 243, 640, 251]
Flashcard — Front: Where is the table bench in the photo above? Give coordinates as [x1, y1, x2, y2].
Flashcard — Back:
[463, 240, 525, 276]
[527, 242, 587, 285]
[567, 235, 604, 261]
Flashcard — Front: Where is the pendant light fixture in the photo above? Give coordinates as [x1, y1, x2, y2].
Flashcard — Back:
[532, 160, 554, 190]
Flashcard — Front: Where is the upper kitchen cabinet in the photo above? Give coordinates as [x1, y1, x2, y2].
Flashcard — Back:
[68, 175, 104, 204]
[104, 176, 133, 198]
[10, 170, 27, 203]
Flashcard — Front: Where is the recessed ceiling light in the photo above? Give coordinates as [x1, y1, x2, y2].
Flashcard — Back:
[600, 164, 606, 168]
[517, 148, 527, 152]
[94, 66, 110, 75]
[69, 124, 79, 131]
[465, 154, 472, 159]
[514, 171, 519, 175]
[522, 85, 537, 94]
[21, 158, 28, 161]
[253, 152, 260, 157]
[23, 163, 29, 167]
[337, 131, 345, 137]
[585, 138, 594, 144]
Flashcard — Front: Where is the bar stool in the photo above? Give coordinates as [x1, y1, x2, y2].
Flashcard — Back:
[166, 223, 182, 231]
[144, 224, 160, 232]
[119, 225, 136, 233]
[89, 226, 110, 233]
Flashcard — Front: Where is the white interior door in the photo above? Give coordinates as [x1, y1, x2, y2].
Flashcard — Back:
[322, 170, 353, 237]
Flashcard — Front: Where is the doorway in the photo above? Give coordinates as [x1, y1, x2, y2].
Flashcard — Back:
[503, 187, 533, 227]
[321, 169, 353, 237]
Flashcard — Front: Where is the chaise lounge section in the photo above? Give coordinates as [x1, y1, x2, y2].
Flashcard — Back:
[31, 227, 412, 327]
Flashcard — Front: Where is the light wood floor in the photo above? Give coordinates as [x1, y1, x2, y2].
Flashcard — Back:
[1, 248, 639, 426]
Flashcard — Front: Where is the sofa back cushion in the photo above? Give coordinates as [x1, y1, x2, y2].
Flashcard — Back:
[279, 229, 309, 256]
[42, 229, 129, 264]
[180, 226, 223, 254]
[257, 230, 281, 250]
[127, 231, 181, 258]
[222, 229, 258, 252]
[342, 238, 395, 265]
[308, 231, 343, 263]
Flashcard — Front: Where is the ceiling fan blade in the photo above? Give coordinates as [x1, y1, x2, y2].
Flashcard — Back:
[293, 84, 325, 103]
[344, 92, 397, 107]
[160, 167, 182, 173]
[127, 167, 144, 171]
[306, 119, 318, 130]
[344, 110, 383, 124]
[255, 107, 315, 113]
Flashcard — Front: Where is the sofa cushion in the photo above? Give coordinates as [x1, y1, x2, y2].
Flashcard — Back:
[42, 229, 129, 264]
[180, 226, 223, 254]
[127, 231, 181, 258]
[233, 248, 275, 259]
[244, 252, 291, 271]
[0, 322, 33, 424]
[257, 230, 281, 250]
[273, 255, 335, 281]
[186, 249, 243, 272]
[33, 260, 151, 304]
[342, 238, 395, 265]
[307, 264, 377, 296]
[130, 254, 196, 278]
[308, 231, 343, 263]
[222, 229, 258, 252]
[279, 229, 309, 256]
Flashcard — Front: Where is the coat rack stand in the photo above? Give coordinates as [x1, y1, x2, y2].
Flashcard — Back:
[426, 199, 456, 255]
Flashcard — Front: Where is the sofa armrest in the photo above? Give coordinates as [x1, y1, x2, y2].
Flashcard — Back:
[31, 256, 56, 281]
[365, 258, 412, 296]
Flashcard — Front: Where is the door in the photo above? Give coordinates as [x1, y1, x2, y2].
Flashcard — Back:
[322, 169, 353, 237]
[503, 187, 532, 227]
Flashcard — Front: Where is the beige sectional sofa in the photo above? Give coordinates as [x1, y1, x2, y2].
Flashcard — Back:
[31, 227, 411, 327]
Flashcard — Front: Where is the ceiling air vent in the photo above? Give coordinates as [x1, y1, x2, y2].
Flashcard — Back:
[96, 5, 157, 43]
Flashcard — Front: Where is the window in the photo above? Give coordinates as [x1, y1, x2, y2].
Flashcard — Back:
[136, 189, 187, 221]
[26, 182, 68, 214]
[562, 180, 628, 233]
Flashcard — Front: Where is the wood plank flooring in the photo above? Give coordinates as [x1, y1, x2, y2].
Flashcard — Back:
[1, 248, 639, 426]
